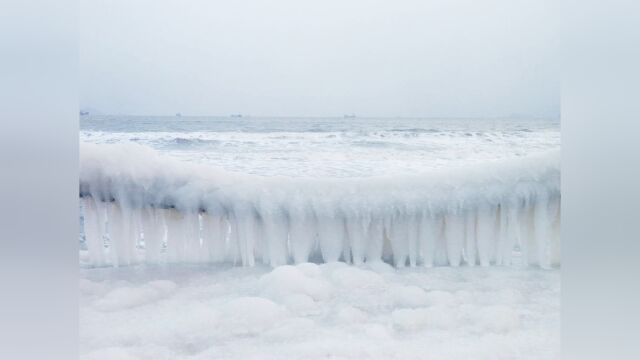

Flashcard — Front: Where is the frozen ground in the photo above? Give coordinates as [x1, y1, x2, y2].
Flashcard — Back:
[80, 262, 560, 360]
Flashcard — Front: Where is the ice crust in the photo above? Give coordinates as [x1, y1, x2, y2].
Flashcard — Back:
[79, 142, 561, 268]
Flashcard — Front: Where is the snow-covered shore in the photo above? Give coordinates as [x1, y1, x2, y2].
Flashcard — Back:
[80, 262, 560, 360]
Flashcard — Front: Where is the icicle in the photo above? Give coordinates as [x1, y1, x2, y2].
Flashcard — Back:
[519, 198, 537, 267]
[156, 207, 171, 260]
[183, 212, 202, 263]
[504, 199, 522, 266]
[419, 213, 438, 267]
[533, 192, 551, 269]
[476, 205, 498, 267]
[82, 194, 561, 268]
[107, 202, 136, 267]
[227, 212, 241, 265]
[365, 215, 384, 263]
[346, 213, 368, 265]
[289, 209, 317, 264]
[316, 213, 345, 263]
[407, 212, 420, 267]
[233, 204, 259, 266]
[263, 211, 289, 266]
[444, 212, 464, 267]
[388, 213, 409, 267]
[130, 208, 142, 263]
[202, 212, 227, 263]
[433, 218, 449, 265]
[164, 208, 186, 263]
[82, 196, 106, 266]
[255, 212, 269, 266]
[141, 206, 163, 264]
[495, 202, 513, 266]
[549, 197, 561, 266]
[464, 210, 477, 266]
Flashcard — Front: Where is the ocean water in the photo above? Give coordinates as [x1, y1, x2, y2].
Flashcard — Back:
[80, 115, 560, 178]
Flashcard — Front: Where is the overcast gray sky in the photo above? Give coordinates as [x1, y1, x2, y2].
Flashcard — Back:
[79, 0, 560, 118]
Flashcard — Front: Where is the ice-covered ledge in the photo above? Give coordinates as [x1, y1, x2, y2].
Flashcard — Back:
[79, 142, 560, 269]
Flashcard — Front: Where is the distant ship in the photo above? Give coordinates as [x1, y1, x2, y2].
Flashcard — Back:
[230, 114, 243, 118]
[175, 113, 182, 117]
[79, 111, 89, 116]
[343, 113, 356, 119]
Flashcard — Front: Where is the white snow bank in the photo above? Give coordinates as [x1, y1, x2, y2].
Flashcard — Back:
[79, 264, 560, 359]
[79, 142, 560, 268]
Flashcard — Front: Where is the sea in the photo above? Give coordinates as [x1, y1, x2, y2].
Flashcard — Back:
[80, 115, 560, 178]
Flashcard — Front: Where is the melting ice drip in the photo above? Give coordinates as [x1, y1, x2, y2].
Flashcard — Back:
[79, 142, 561, 268]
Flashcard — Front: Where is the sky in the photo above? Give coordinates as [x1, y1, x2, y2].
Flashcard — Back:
[79, 0, 560, 118]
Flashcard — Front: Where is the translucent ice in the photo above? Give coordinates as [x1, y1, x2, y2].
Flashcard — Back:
[80, 142, 561, 268]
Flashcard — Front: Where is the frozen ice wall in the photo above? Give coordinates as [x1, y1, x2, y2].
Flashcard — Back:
[79, 142, 560, 268]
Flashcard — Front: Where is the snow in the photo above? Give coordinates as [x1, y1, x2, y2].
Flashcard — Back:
[79, 142, 561, 269]
[390, 285, 429, 307]
[392, 306, 457, 331]
[93, 280, 177, 312]
[259, 265, 332, 301]
[79, 263, 560, 359]
[219, 297, 287, 335]
[78, 118, 560, 359]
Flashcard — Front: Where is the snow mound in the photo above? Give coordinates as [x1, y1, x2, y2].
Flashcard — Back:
[80, 264, 560, 359]
[330, 267, 386, 289]
[392, 306, 457, 331]
[471, 305, 521, 333]
[424, 290, 457, 306]
[93, 280, 177, 312]
[259, 265, 332, 301]
[219, 297, 286, 335]
[335, 306, 368, 323]
[390, 285, 429, 308]
[282, 294, 321, 316]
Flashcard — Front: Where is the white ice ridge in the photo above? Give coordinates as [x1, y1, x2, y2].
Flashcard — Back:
[79, 142, 560, 269]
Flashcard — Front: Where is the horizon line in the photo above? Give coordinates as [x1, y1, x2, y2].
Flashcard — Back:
[79, 113, 561, 120]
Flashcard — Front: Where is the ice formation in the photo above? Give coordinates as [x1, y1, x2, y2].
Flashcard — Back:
[79, 142, 561, 268]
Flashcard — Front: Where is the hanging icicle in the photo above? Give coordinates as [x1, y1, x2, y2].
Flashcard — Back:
[79, 142, 561, 268]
